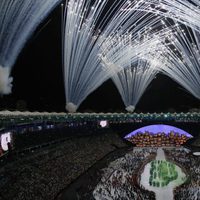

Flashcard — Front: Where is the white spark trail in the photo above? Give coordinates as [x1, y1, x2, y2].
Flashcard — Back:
[99, 28, 172, 112]
[0, 0, 61, 94]
[157, 26, 200, 99]
[63, 0, 163, 112]
[133, 0, 200, 32]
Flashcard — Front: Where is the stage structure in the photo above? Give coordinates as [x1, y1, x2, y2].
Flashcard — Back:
[125, 124, 193, 147]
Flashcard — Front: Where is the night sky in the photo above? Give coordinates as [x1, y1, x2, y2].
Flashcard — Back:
[0, 5, 199, 113]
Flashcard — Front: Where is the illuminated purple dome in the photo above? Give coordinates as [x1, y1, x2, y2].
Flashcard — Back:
[124, 124, 193, 139]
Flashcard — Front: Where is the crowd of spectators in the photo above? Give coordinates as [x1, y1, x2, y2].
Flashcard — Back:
[165, 147, 200, 200]
[92, 147, 199, 200]
[93, 148, 157, 200]
[0, 131, 127, 200]
[0, 122, 199, 200]
[127, 131, 189, 147]
[13, 121, 101, 151]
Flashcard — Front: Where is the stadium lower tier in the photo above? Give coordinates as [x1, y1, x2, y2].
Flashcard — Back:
[0, 124, 199, 200]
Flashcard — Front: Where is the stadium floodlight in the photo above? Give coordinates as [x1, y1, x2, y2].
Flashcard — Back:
[0, 0, 61, 95]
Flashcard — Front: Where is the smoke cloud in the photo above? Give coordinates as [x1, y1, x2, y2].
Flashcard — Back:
[126, 105, 135, 112]
[66, 102, 78, 113]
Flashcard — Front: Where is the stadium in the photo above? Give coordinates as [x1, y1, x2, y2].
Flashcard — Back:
[0, 0, 200, 200]
[0, 112, 199, 200]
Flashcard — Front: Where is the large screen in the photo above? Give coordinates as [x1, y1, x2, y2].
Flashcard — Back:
[0, 132, 12, 152]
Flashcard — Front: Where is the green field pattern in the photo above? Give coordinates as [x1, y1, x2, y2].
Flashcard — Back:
[149, 160, 179, 187]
